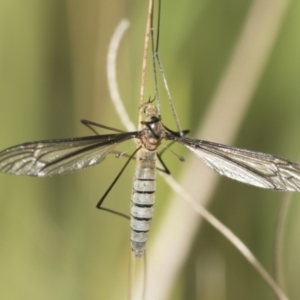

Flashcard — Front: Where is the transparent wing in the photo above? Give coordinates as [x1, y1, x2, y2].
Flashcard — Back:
[167, 134, 300, 191]
[0, 132, 137, 177]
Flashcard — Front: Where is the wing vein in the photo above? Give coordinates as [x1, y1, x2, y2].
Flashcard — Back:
[165, 133, 300, 191]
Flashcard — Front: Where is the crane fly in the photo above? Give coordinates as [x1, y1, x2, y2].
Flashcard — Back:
[1, 103, 300, 257]
[1, 0, 300, 259]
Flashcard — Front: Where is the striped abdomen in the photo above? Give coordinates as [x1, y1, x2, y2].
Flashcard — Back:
[131, 147, 156, 258]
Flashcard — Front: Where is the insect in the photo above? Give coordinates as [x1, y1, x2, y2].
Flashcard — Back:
[1, 0, 300, 259]
[1, 101, 300, 258]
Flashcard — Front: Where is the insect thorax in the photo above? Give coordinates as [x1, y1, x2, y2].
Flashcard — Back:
[140, 104, 166, 151]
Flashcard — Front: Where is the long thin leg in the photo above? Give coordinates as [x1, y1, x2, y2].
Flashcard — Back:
[96, 146, 141, 209]
[156, 153, 170, 174]
[159, 128, 190, 157]
[98, 207, 130, 220]
[151, 0, 183, 136]
[81, 119, 132, 220]
[81, 119, 125, 135]
[150, 0, 161, 118]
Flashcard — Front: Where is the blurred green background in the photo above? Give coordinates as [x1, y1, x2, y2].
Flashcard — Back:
[0, 0, 300, 299]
